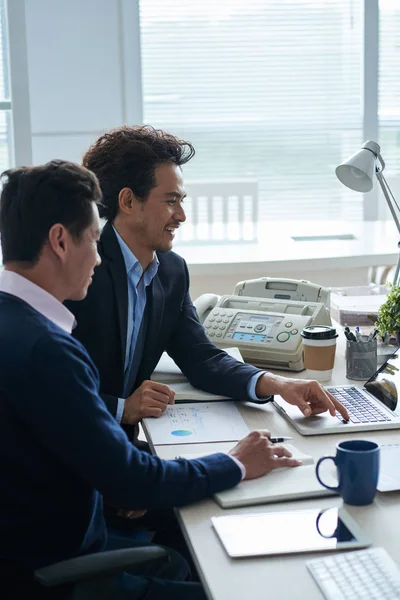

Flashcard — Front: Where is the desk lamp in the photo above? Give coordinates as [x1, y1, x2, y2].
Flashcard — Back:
[336, 140, 400, 286]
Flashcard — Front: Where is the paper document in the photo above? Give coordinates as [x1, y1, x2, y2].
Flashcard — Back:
[151, 353, 188, 384]
[143, 402, 249, 445]
[377, 444, 400, 492]
[176, 443, 312, 463]
[151, 347, 244, 384]
[176, 443, 236, 459]
[171, 381, 234, 402]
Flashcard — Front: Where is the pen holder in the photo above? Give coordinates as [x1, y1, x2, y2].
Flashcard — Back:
[346, 337, 377, 380]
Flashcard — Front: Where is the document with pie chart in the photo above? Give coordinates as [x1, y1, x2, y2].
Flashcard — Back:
[143, 402, 250, 445]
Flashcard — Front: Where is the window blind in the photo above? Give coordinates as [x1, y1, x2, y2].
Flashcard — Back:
[0, 0, 11, 173]
[379, 1, 400, 182]
[139, 0, 364, 222]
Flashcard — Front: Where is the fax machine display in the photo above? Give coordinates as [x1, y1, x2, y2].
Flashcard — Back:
[232, 332, 266, 342]
[227, 313, 281, 344]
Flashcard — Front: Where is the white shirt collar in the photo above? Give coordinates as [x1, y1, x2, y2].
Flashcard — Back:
[0, 270, 75, 333]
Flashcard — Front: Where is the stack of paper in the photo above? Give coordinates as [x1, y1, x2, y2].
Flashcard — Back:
[170, 381, 234, 403]
[151, 353, 189, 384]
[377, 444, 400, 492]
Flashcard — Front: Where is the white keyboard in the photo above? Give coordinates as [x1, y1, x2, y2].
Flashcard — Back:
[307, 547, 400, 600]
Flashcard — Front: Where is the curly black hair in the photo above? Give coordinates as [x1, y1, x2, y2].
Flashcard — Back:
[83, 125, 195, 221]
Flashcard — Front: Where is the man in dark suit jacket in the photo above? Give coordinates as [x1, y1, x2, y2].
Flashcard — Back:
[67, 220, 273, 439]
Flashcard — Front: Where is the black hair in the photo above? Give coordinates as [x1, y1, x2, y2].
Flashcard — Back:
[83, 125, 195, 221]
[0, 159, 102, 265]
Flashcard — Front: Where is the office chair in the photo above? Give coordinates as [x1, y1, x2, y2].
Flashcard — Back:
[34, 545, 169, 600]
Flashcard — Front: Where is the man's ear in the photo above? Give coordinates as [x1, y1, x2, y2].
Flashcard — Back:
[118, 188, 136, 214]
[48, 223, 68, 261]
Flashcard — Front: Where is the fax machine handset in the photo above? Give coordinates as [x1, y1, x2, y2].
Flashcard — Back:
[234, 277, 331, 307]
[193, 293, 221, 324]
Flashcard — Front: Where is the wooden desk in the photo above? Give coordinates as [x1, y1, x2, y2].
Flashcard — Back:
[148, 330, 400, 600]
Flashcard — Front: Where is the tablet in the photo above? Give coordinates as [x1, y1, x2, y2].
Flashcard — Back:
[211, 506, 371, 558]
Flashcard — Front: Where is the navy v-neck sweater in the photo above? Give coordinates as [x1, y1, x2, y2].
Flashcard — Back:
[0, 292, 240, 574]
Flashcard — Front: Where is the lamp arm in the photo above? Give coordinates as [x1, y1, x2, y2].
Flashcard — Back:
[375, 169, 400, 234]
[376, 152, 386, 171]
[375, 169, 400, 287]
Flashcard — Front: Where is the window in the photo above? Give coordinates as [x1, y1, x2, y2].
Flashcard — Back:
[139, 0, 365, 228]
[0, 0, 12, 173]
[379, 0, 400, 194]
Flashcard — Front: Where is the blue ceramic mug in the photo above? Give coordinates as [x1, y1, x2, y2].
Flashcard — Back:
[315, 440, 380, 506]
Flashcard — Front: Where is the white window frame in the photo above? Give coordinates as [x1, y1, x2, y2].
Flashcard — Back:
[5, 0, 32, 167]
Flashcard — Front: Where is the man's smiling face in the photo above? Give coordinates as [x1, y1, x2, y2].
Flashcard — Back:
[130, 162, 186, 254]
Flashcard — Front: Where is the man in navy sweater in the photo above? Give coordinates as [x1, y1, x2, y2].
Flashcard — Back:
[0, 160, 301, 599]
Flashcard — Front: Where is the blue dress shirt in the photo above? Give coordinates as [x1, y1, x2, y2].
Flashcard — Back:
[113, 228, 159, 422]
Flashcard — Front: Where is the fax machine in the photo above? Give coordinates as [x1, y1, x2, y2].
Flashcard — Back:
[195, 278, 331, 371]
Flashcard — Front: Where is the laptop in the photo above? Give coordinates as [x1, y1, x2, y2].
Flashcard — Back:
[273, 347, 400, 435]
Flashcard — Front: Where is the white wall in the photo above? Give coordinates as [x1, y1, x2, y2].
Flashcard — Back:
[25, 0, 141, 165]
[186, 266, 374, 301]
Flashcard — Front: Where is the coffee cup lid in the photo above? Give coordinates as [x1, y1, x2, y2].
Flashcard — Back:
[301, 325, 338, 340]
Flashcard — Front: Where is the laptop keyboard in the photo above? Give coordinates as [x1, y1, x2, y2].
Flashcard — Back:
[326, 387, 391, 424]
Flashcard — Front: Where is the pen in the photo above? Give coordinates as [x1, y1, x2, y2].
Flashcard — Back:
[344, 331, 357, 342]
[270, 436, 293, 443]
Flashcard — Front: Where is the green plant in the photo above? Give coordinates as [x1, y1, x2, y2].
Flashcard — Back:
[376, 284, 400, 336]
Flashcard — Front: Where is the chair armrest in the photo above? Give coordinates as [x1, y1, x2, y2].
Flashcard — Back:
[34, 546, 168, 587]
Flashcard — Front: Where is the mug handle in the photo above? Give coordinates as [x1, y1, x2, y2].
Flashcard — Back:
[315, 455, 339, 492]
[315, 508, 337, 538]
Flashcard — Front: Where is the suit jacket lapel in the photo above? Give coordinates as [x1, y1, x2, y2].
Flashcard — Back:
[100, 222, 129, 368]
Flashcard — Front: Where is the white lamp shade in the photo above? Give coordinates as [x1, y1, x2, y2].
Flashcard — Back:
[335, 148, 377, 193]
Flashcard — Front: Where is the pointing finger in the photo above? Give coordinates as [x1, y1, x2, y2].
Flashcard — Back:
[328, 393, 349, 420]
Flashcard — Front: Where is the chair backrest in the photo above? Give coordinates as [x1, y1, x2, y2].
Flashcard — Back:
[176, 179, 259, 244]
[369, 264, 396, 285]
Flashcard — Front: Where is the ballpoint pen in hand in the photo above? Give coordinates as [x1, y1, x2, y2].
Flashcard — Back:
[270, 436, 293, 443]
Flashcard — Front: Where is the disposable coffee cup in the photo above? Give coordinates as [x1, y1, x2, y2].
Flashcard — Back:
[301, 325, 338, 382]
